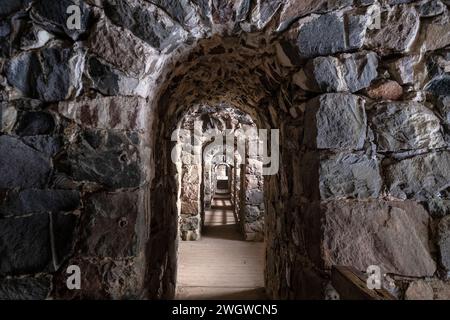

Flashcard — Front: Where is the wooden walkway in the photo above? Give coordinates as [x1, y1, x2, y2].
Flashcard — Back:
[176, 191, 266, 300]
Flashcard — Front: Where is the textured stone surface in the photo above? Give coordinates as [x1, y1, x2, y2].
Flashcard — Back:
[420, 19, 450, 52]
[58, 96, 146, 131]
[104, 0, 186, 51]
[425, 75, 450, 97]
[366, 80, 403, 100]
[88, 19, 155, 78]
[366, 6, 420, 54]
[307, 200, 436, 277]
[438, 216, 450, 272]
[85, 56, 150, 97]
[0, 214, 51, 275]
[405, 280, 434, 300]
[31, 0, 91, 40]
[437, 96, 450, 127]
[387, 55, 418, 85]
[416, 0, 445, 18]
[298, 51, 378, 93]
[319, 152, 382, 199]
[0, 276, 51, 300]
[386, 151, 450, 200]
[371, 102, 445, 152]
[82, 192, 140, 258]
[5, 46, 84, 102]
[0, 135, 51, 188]
[67, 130, 142, 189]
[295, 10, 368, 59]
[0, 0, 32, 17]
[15, 111, 54, 136]
[304, 93, 367, 150]
[0, 102, 17, 133]
[0, 189, 80, 217]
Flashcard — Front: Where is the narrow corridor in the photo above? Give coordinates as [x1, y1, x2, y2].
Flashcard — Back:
[176, 189, 266, 300]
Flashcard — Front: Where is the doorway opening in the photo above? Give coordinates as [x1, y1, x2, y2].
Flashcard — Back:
[173, 105, 266, 299]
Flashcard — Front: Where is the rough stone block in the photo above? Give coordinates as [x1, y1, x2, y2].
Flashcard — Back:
[31, 0, 91, 40]
[371, 102, 445, 152]
[305, 200, 436, 277]
[82, 191, 141, 258]
[0, 214, 51, 275]
[304, 93, 367, 150]
[0, 189, 80, 218]
[5, 46, 84, 102]
[68, 130, 142, 189]
[0, 275, 51, 300]
[386, 151, 450, 200]
[0, 135, 51, 188]
[296, 10, 368, 58]
[58, 96, 146, 131]
[319, 152, 382, 199]
[88, 18, 156, 78]
[438, 215, 450, 272]
[365, 5, 420, 54]
[298, 51, 378, 93]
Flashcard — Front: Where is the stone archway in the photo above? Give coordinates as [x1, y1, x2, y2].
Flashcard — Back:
[0, 0, 448, 301]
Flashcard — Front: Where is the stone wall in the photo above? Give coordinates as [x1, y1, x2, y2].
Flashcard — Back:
[0, 0, 449, 300]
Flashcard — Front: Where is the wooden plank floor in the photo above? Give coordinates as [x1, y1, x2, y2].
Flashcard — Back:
[176, 191, 266, 300]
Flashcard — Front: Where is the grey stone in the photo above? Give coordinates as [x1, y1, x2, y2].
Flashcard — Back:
[243, 205, 263, 223]
[104, 0, 186, 51]
[52, 212, 77, 267]
[297, 13, 365, 58]
[426, 197, 450, 217]
[319, 152, 382, 199]
[405, 280, 434, 300]
[416, 0, 445, 17]
[88, 19, 155, 78]
[0, 189, 80, 217]
[148, 0, 204, 32]
[31, 0, 91, 40]
[15, 111, 54, 136]
[0, 135, 51, 188]
[365, 6, 420, 54]
[425, 75, 450, 97]
[245, 190, 264, 206]
[0, 0, 32, 17]
[19, 25, 54, 51]
[58, 96, 146, 131]
[301, 51, 378, 92]
[419, 18, 450, 52]
[0, 214, 51, 275]
[0, 276, 51, 300]
[68, 130, 142, 189]
[250, 0, 283, 30]
[83, 192, 140, 258]
[386, 151, 450, 200]
[438, 215, 450, 272]
[371, 102, 445, 152]
[21, 135, 62, 157]
[437, 96, 450, 127]
[0, 20, 11, 58]
[277, 0, 353, 32]
[387, 55, 418, 85]
[306, 200, 436, 277]
[85, 56, 150, 97]
[5, 46, 85, 102]
[0, 102, 17, 133]
[304, 93, 367, 150]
